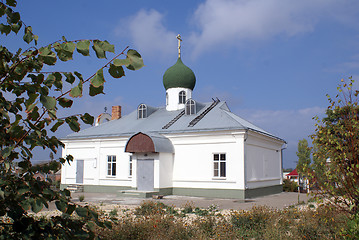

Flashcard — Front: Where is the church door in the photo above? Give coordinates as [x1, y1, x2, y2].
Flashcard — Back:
[137, 159, 154, 191]
[76, 160, 84, 184]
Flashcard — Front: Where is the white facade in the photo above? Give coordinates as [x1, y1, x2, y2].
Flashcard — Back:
[61, 129, 284, 198]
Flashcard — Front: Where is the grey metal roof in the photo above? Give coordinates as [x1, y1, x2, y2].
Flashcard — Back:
[142, 132, 174, 153]
[64, 101, 284, 142]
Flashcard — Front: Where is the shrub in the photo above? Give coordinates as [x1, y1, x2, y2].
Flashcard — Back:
[134, 201, 178, 216]
[79, 195, 85, 202]
[230, 206, 272, 239]
[283, 178, 299, 192]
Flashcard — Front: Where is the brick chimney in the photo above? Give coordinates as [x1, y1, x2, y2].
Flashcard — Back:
[111, 106, 121, 120]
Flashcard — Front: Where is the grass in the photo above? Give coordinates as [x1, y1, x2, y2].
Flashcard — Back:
[94, 200, 352, 239]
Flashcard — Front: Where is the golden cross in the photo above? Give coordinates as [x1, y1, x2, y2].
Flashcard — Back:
[176, 34, 182, 58]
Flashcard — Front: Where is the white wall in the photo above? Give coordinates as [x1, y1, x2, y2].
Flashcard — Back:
[159, 152, 174, 188]
[245, 132, 283, 188]
[167, 131, 246, 190]
[61, 130, 284, 192]
[166, 87, 192, 111]
[61, 138, 132, 187]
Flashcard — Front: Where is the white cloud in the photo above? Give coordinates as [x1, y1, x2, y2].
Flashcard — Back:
[118, 0, 359, 58]
[188, 0, 350, 56]
[115, 9, 176, 60]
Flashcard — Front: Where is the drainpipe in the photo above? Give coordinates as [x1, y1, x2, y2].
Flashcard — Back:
[280, 143, 287, 185]
[244, 129, 248, 192]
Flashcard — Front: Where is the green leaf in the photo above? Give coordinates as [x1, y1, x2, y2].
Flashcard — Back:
[53, 72, 63, 90]
[113, 58, 130, 66]
[31, 199, 43, 213]
[69, 81, 83, 98]
[89, 84, 104, 96]
[64, 72, 75, 84]
[74, 71, 83, 81]
[48, 109, 56, 120]
[99, 40, 115, 53]
[20, 200, 31, 211]
[44, 73, 55, 87]
[92, 40, 106, 59]
[39, 46, 57, 65]
[6, 0, 17, 7]
[76, 40, 90, 56]
[109, 64, 125, 78]
[62, 36, 67, 42]
[126, 49, 144, 70]
[65, 116, 80, 132]
[55, 200, 67, 212]
[54, 42, 75, 61]
[40, 95, 56, 110]
[0, 24, 11, 35]
[80, 113, 94, 125]
[63, 41, 76, 52]
[11, 21, 22, 34]
[0, 189, 4, 200]
[23, 26, 34, 44]
[75, 207, 89, 218]
[90, 68, 105, 87]
[25, 93, 38, 110]
[87, 221, 96, 231]
[7, 11, 20, 24]
[1, 146, 14, 158]
[66, 204, 76, 215]
[58, 98, 73, 108]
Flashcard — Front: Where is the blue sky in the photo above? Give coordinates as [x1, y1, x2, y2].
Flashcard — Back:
[4, 0, 359, 168]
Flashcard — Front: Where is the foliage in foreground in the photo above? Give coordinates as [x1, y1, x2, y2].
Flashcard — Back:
[95, 201, 352, 240]
[0, 1, 143, 238]
[310, 78, 359, 214]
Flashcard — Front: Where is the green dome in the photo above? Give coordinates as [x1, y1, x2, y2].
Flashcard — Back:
[163, 58, 196, 90]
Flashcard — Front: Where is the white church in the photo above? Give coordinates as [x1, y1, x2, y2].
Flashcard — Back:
[61, 36, 286, 199]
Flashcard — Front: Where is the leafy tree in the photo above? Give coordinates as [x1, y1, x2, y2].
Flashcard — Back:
[296, 139, 311, 177]
[0, 1, 143, 238]
[310, 78, 359, 214]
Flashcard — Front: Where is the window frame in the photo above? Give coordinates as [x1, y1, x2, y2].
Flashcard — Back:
[185, 99, 196, 115]
[179, 91, 186, 104]
[138, 104, 147, 119]
[107, 155, 116, 177]
[213, 153, 226, 178]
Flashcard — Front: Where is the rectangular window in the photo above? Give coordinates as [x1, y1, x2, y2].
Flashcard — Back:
[107, 155, 116, 176]
[129, 156, 133, 176]
[213, 153, 226, 177]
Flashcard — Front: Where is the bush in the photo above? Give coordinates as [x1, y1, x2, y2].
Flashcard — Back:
[95, 201, 350, 239]
[79, 195, 85, 202]
[134, 201, 178, 216]
[230, 206, 272, 239]
[283, 178, 299, 192]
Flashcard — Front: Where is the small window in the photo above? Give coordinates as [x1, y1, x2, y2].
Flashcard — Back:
[179, 91, 186, 104]
[185, 99, 196, 115]
[107, 155, 116, 176]
[213, 153, 226, 177]
[129, 156, 133, 177]
[138, 104, 147, 119]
